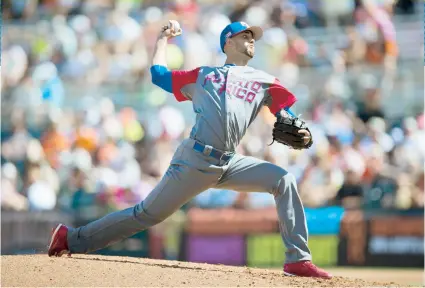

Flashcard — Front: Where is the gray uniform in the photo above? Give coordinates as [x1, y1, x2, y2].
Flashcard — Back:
[67, 65, 311, 264]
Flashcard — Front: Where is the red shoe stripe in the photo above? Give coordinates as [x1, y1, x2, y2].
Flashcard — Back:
[49, 224, 63, 249]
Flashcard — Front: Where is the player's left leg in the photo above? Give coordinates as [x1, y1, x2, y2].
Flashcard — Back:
[48, 162, 221, 256]
[215, 154, 332, 279]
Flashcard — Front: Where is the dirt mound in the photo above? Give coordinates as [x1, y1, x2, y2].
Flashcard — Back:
[1, 255, 399, 287]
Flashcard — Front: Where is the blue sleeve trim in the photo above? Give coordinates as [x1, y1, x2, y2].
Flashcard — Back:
[150, 65, 172, 93]
[284, 107, 296, 117]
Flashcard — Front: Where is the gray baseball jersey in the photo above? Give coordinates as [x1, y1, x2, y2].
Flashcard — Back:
[67, 64, 311, 264]
[176, 65, 296, 151]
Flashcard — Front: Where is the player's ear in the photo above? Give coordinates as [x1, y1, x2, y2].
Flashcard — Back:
[224, 38, 234, 52]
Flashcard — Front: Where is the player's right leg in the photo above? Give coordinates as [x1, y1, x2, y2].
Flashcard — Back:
[48, 159, 220, 256]
[215, 154, 332, 279]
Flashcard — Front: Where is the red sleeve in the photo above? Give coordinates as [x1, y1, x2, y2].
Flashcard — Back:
[267, 78, 297, 115]
[171, 67, 200, 102]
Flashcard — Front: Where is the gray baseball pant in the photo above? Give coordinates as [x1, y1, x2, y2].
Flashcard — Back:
[67, 138, 311, 263]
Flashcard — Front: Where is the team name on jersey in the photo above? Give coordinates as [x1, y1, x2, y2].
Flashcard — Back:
[203, 73, 261, 103]
[226, 79, 261, 103]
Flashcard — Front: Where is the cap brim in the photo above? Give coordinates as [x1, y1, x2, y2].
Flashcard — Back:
[247, 26, 263, 41]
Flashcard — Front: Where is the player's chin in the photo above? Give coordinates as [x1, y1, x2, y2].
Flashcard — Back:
[245, 50, 254, 58]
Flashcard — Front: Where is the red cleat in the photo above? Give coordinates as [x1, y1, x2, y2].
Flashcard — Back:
[48, 224, 71, 257]
[283, 261, 332, 279]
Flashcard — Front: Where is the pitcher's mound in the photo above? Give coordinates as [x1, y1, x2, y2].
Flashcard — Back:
[1, 255, 396, 287]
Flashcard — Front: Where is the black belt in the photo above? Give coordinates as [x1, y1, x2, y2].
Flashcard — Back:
[193, 141, 233, 162]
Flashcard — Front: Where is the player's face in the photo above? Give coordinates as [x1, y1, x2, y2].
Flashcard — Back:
[230, 31, 255, 58]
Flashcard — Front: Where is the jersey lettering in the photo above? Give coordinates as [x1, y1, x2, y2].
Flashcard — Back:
[203, 74, 263, 104]
[251, 81, 261, 93]
[246, 91, 256, 103]
[236, 88, 246, 99]
[204, 73, 227, 94]
[227, 80, 261, 103]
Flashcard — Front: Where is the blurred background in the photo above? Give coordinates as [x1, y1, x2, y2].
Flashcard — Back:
[1, 0, 423, 285]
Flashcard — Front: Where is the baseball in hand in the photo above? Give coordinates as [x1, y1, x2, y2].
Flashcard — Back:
[168, 20, 182, 36]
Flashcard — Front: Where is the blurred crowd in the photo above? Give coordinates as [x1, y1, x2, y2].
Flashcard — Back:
[1, 0, 423, 220]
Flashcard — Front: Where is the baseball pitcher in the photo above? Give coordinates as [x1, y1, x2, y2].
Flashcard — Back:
[48, 21, 332, 279]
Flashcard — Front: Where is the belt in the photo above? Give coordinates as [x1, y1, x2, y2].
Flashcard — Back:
[193, 141, 233, 162]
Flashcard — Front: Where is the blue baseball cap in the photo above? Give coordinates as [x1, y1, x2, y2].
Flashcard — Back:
[220, 22, 263, 53]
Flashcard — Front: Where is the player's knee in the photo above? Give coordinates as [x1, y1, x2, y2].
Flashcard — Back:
[133, 204, 167, 227]
[273, 172, 297, 197]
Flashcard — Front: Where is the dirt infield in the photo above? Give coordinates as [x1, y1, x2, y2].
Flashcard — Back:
[0, 255, 415, 287]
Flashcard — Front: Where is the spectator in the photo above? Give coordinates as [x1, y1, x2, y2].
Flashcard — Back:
[193, 189, 239, 209]
[1, 111, 34, 174]
[356, 75, 385, 123]
[0, 0, 422, 220]
[298, 154, 343, 207]
[1, 162, 28, 211]
[395, 172, 419, 210]
[340, 26, 366, 66]
[354, 0, 398, 66]
[412, 171, 424, 208]
[334, 169, 364, 209]
[40, 117, 70, 169]
[362, 145, 398, 209]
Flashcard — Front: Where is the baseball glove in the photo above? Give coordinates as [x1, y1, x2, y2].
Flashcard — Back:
[269, 110, 313, 149]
